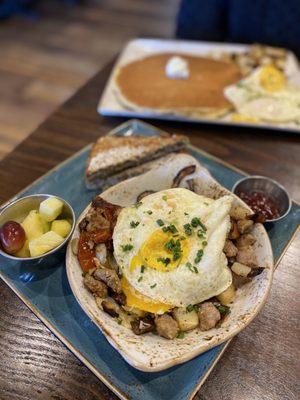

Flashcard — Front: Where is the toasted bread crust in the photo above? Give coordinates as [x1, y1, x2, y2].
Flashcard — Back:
[86, 135, 189, 185]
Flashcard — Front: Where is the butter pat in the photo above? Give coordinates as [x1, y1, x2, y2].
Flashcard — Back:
[165, 56, 189, 79]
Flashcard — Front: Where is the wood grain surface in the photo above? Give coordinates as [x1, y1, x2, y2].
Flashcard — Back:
[0, 0, 179, 159]
[0, 61, 299, 400]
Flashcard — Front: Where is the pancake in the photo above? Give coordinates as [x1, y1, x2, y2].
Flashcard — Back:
[114, 53, 242, 118]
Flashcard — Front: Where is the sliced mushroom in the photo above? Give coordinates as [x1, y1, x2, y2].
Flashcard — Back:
[83, 275, 108, 298]
[155, 314, 179, 339]
[223, 240, 238, 258]
[248, 267, 264, 277]
[101, 298, 121, 317]
[131, 316, 155, 335]
[186, 179, 195, 192]
[136, 190, 156, 202]
[172, 165, 196, 188]
[93, 267, 122, 294]
[111, 291, 126, 306]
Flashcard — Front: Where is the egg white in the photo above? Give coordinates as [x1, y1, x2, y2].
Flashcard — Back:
[113, 188, 232, 308]
[224, 67, 300, 122]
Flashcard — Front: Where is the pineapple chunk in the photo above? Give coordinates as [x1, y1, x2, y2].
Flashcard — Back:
[16, 240, 30, 258]
[21, 210, 49, 240]
[29, 231, 64, 257]
[51, 220, 72, 238]
[39, 197, 64, 222]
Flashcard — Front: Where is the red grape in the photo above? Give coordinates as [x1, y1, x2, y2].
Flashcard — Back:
[0, 221, 26, 254]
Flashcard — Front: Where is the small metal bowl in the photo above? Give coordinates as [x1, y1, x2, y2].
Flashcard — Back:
[0, 194, 75, 261]
[232, 175, 291, 223]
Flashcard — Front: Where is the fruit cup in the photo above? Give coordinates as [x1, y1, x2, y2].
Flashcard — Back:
[0, 194, 75, 261]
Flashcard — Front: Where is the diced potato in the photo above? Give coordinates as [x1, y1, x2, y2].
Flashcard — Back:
[231, 262, 251, 277]
[229, 221, 240, 240]
[230, 205, 252, 220]
[21, 210, 49, 240]
[16, 240, 30, 258]
[39, 197, 64, 222]
[51, 219, 71, 238]
[29, 231, 64, 257]
[173, 307, 199, 331]
[217, 284, 236, 305]
[237, 219, 254, 234]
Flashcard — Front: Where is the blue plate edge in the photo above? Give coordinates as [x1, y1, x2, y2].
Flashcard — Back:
[0, 119, 299, 400]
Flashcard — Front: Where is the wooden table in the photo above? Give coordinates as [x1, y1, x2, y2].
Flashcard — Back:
[0, 60, 299, 400]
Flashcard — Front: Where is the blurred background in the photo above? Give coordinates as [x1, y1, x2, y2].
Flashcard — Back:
[0, 0, 179, 160]
[1, 0, 299, 160]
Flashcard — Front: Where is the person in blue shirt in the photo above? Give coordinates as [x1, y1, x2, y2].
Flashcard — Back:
[176, 0, 300, 56]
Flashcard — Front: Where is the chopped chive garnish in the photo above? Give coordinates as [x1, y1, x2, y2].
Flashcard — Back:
[138, 276, 143, 282]
[197, 230, 205, 238]
[141, 265, 145, 273]
[184, 212, 189, 216]
[183, 223, 192, 236]
[134, 201, 143, 208]
[121, 244, 133, 252]
[157, 257, 171, 266]
[191, 217, 201, 227]
[177, 331, 185, 339]
[162, 195, 167, 201]
[162, 224, 178, 234]
[186, 262, 199, 273]
[215, 304, 230, 315]
[164, 238, 182, 261]
[202, 241, 207, 247]
[130, 220, 139, 228]
[150, 283, 157, 289]
[195, 249, 203, 263]
[199, 221, 207, 232]
[204, 202, 209, 206]
[146, 210, 153, 215]
[186, 304, 194, 313]
[116, 317, 122, 325]
[156, 219, 164, 226]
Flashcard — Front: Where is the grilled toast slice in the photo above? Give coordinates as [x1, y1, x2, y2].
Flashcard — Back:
[85, 134, 189, 189]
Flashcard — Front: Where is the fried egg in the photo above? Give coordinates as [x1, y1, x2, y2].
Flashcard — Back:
[224, 65, 300, 123]
[113, 188, 232, 313]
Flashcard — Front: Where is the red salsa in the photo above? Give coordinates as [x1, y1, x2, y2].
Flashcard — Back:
[236, 190, 281, 222]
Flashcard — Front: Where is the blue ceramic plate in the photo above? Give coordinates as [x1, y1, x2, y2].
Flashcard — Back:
[0, 120, 299, 400]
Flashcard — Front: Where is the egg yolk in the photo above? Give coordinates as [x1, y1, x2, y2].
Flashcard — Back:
[130, 229, 189, 272]
[231, 113, 260, 123]
[121, 277, 172, 313]
[259, 65, 285, 92]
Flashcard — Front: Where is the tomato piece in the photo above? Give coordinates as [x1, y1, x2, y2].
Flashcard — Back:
[90, 229, 111, 244]
[77, 232, 96, 272]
